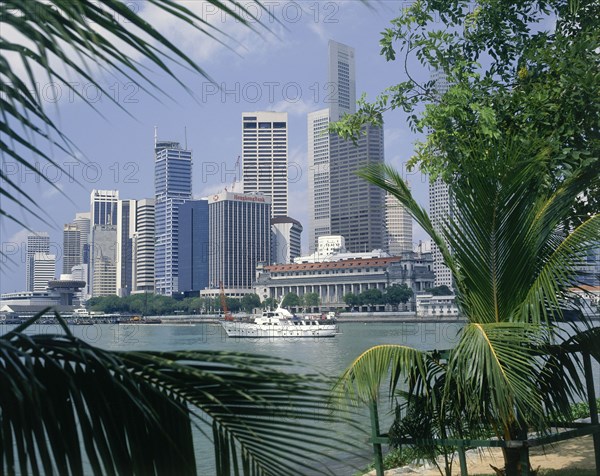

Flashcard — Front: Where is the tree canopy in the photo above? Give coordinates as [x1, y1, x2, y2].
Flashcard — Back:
[332, 0, 599, 218]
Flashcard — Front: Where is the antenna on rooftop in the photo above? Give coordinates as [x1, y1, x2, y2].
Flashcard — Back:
[154, 125, 158, 147]
[184, 126, 188, 150]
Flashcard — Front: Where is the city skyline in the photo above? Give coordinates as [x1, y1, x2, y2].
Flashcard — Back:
[1, 3, 433, 294]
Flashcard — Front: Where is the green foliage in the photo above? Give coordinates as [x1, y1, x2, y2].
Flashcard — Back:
[384, 284, 414, 307]
[1, 312, 360, 475]
[281, 292, 301, 308]
[240, 293, 261, 313]
[425, 285, 453, 296]
[331, 0, 600, 219]
[343, 292, 359, 309]
[570, 399, 600, 420]
[261, 297, 278, 310]
[303, 292, 320, 308]
[336, 135, 600, 475]
[359, 289, 384, 308]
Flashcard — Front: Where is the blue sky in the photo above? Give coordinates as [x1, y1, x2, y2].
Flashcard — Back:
[1, 1, 434, 294]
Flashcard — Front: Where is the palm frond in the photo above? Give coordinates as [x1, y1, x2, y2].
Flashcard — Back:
[334, 344, 433, 403]
[1, 318, 360, 476]
[0, 0, 271, 231]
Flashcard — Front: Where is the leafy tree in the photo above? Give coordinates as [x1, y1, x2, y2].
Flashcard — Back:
[331, 0, 600, 220]
[425, 285, 453, 296]
[336, 136, 600, 476]
[384, 284, 413, 309]
[303, 292, 320, 308]
[1, 0, 359, 473]
[281, 292, 301, 309]
[359, 288, 384, 310]
[241, 293, 261, 313]
[261, 297, 278, 310]
[343, 293, 359, 310]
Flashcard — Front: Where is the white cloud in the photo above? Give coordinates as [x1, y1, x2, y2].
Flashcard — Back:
[272, 98, 317, 117]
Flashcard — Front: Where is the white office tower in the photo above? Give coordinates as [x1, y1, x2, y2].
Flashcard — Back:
[208, 191, 271, 293]
[271, 217, 303, 264]
[132, 198, 155, 293]
[385, 191, 413, 255]
[328, 40, 356, 122]
[428, 69, 454, 288]
[241, 112, 288, 218]
[307, 108, 331, 252]
[26, 232, 50, 291]
[32, 252, 56, 291]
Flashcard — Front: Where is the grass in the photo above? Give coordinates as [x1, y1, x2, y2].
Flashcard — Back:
[472, 471, 595, 476]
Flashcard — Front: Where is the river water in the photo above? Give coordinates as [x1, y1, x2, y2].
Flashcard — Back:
[3, 320, 598, 475]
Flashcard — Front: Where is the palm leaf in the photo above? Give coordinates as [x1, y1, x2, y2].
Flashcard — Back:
[1, 314, 361, 476]
[0, 0, 272, 234]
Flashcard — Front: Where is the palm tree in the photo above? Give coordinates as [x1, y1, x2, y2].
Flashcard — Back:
[334, 136, 600, 476]
[1, 1, 360, 474]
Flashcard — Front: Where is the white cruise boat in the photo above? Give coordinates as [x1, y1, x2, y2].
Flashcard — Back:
[220, 305, 337, 338]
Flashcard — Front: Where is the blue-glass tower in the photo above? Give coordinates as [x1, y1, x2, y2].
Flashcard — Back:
[178, 199, 209, 293]
[154, 138, 192, 295]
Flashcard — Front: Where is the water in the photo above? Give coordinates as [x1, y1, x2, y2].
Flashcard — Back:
[2, 320, 598, 475]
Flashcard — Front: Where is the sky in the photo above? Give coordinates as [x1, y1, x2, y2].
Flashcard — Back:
[1, 1, 435, 294]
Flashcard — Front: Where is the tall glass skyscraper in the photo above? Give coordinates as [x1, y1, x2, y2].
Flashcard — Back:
[154, 136, 192, 295]
[178, 199, 209, 293]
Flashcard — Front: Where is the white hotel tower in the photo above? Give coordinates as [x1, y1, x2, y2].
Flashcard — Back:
[241, 111, 288, 218]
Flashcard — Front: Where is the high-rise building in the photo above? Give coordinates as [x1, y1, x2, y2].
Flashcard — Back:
[132, 198, 155, 294]
[307, 108, 331, 252]
[428, 69, 454, 288]
[308, 41, 384, 253]
[26, 232, 50, 291]
[116, 199, 136, 296]
[32, 252, 56, 291]
[207, 191, 271, 295]
[154, 136, 192, 295]
[73, 212, 91, 264]
[241, 111, 288, 218]
[385, 191, 413, 255]
[329, 124, 385, 252]
[271, 216, 303, 264]
[90, 224, 117, 297]
[90, 190, 119, 226]
[328, 40, 356, 122]
[178, 199, 209, 294]
[62, 224, 81, 274]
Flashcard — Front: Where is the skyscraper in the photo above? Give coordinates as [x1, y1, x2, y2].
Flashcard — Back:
[328, 40, 356, 122]
[90, 224, 117, 297]
[308, 40, 385, 253]
[178, 199, 209, 293]
[116, 199, 135, 296]
[132, 198, 155, 294]
[26, 232, 50, 291]
[73, 212, 91, 265]
[154, 136, 192, 295]
[241, 111, 288, 218]
[208, 191, 271, 294]
[428, 69, 453, 288]
[307, 108, 331, 252]
[271, 217, 303, 264]
[62, 224, 81, 274]
[385, 190, 413, 255]
[32, 252, 56, 291]
[90, 190, 119, 226]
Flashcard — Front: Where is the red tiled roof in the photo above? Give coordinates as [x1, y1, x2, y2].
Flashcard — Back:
[266, 256, 403, 272]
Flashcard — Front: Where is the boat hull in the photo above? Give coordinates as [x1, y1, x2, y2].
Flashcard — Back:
[221, 321, 337, 338]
